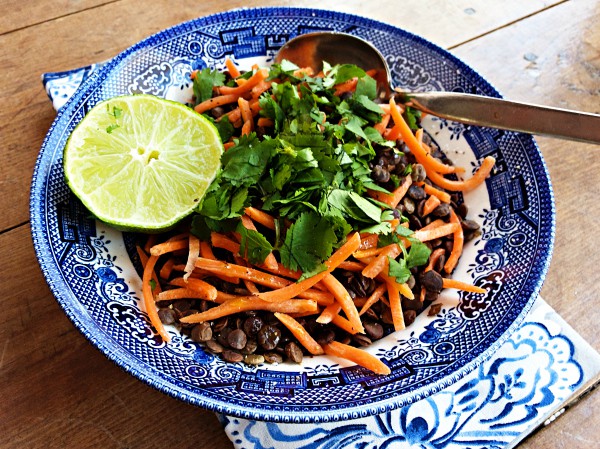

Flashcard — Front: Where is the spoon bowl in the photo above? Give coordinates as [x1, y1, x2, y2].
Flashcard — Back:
[276, 32, 600, 144]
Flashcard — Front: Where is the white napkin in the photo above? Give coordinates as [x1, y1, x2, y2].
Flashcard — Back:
[44, 66, 600, 449]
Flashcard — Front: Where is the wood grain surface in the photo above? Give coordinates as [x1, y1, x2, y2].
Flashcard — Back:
[1, 1, 598, 448]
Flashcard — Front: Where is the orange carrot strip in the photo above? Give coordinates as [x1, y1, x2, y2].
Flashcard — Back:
[373, 113, 391, 135]
[142, 255, 170, 341]
[323, 341, 391, 375]
[334, 77, 358, 96]
[321, 274, 365, 334]
[251, 80, 272, 99]
[150, 239, 188, 257]
[274, 312, 324, 355]
[257, 117, 274, 127]
[378, 272, 414, 300]
[423, 183, 451, 203]
[358, 234, 379, 251]
[200, 240, 239, 284]
[368, 175, 412, 209]
[362, 244, 401, 279]
[238, 97, 253, 130]
[353, 247, 384, 259]
[143, 234, 158, 254]
[183, 235, 200, 281]
[419, 219, 446, 233]
[316, 303, 343, 324]
[217, 68, 269, 96]
[244, 207, 276, 230]
[359, 283, 387, 316]
[425, 248, 446, 273]
[194, 94, 240, 114]
[169, 277, 218, 301]
[179, 297, 318, 324]
[386, 279, 406, 331]
[413, 223, 461, 242]
[389, 97, 462, 175]
[224, 141, 236, 150]
[225, 57, 241, 78]
[136, 246, 161, 294]
[156, 287, 220, 303]
[427, 156, 496, 192]
[421, 195, 441, 217]
[442, 278, 487, 294]
[210, 232, 240, 254]
[331, 314, 361, 335]
[444, 209, 464, 274]
[338, 261, 366, 272]
[257, 233, 361, 302]
[159, 257, 175, 280]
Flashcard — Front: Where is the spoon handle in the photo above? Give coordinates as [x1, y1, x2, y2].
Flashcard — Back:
[403, 91, 600, 144]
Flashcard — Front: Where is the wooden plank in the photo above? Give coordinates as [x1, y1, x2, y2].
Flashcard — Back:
[0, 0, 561, 233]
[0, 0, 116, 35]
[0, 225, 231, 448]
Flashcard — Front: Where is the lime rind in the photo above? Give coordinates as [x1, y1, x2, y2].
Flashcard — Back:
[63, 94, 224, 232]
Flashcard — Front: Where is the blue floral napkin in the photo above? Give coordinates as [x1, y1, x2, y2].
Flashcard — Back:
[43, 66, 600, 449]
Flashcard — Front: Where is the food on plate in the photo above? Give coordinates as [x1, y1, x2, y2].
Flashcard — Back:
[65, 58, 494, 374]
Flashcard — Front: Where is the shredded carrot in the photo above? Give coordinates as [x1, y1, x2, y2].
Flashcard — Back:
[179, 297, 318, 324]
[156, 287, 219, 303]
[373, 113, 391, 135]
[169, 277, 218, 301]
[323, 341, 391, 375]
[150, 239, 188, 257]
[194, 94, 240, 114]
[337, 261, 366, 272]
[217, 68, 269, 96]
[257, 232, 361, 302]
[321, 274, 365, 334]
[423, 183, 451, 203]
[257, 117, 274, 127]
[424, 248, 446, 273]
[362, 244, 401, 279]
[159, 257, 175, 280]
[274, 312, 324, 355]
[316, 302, 342, 324]
[444, 209, 464, 274]
[358, 234, 379, 251]
[238, 97, 253, 135]
[210, 232, 240, 254]
[244, 207, 276, 230]
[442, 278, 487, 294]
[389, 97, 462, 175]
[427, 156, 496, 192]
[368, 175, 413, 209]
[386, 278, 406, 331]
[331, 314, 361, 335]
[421, 194, 441, 217]
[142, 255, 170, 341]
[413, 223, 461, 242]
[359, 283, 387, 316]
[225, 57, 241, 78]
[223, 141, 236, 150]
[136, 246, 161, 294]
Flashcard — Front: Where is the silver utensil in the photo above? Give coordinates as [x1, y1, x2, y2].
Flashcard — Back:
[275, 32, 600, 144]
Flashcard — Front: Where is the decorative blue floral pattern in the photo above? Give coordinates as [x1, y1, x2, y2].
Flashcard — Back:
[33, 7, 556, 423]
[221, 300, 599, 448]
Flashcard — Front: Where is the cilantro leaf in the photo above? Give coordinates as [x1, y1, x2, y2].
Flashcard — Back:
[388, 256, 412, 284]
[406, 239, 432, 269]
[193, 68, 225, 104]
[236, 221, 273, 265]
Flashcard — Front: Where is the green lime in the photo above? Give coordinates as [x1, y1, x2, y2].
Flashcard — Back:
[63, 94, 223, 232]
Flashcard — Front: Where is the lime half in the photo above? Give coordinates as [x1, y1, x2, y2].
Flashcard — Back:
[64, 94, 223, 232]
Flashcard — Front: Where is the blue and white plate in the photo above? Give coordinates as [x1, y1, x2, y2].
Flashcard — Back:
[30, 7, 554, 423]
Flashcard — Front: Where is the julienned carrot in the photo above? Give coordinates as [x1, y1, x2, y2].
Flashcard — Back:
[316, 302, 342, 324]
[421, 194, 441, 217]
[321, 274, 365, 334]
[156, 287, 220, 303]
[386, 279, 406, 331]
[194, 94, 240, 114]
[418, 219, 446, 232]
[413, 223, 461, 242]
[358, 234, 379, 251]
[224, 141, 236, 150]
[217, 68, 269, 96]
[368, 175, 412, 208]
[200, 240, 239, 284]
[423, 183, 451, 203]
[183, 234, 200, 281]
[353, 246, 383, 259]
[323, 341, 391, 375]
[159, 257, 175, 280]
[142, 255, 170, 341]
[362, 243, 401, 279]
[179, 297, 318, 324]
[257, 232, 361, 302]
[442, 278, 487, 294]
[238, 97, 253, 135]
[389, 97, 461, 175]
[427, 156, 496, 192]
[211, 232, 240, 254]
[150, 239, 188, 257]
[244, 207, 276, 230]
[274, 312, 324, 355]
[136, 246, 161, 294]
[378, 272, 414, 300]
[331, 314, 361, 335]
[169, 277, 218, 301]
[424, 248, 446, 273]
[359, 283, 387, 316]
[444, 209, 464, 274]
[257, 117, 274, 127]
[373, 113, 391, 135]
[225, 57, 241, 78]
[337, 261, 366, 272]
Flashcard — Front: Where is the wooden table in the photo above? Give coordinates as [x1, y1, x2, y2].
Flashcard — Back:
[1, 1, 598, 447]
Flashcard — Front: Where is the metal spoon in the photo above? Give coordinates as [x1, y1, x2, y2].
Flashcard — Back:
[274, 32, 600, 144]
